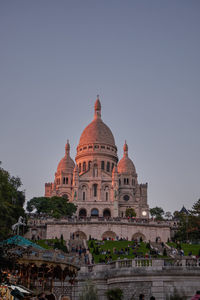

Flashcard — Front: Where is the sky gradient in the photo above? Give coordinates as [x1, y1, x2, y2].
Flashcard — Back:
[0, 0, 199, 213]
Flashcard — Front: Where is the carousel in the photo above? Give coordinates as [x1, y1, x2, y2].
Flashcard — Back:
[0, 235, 80, 300]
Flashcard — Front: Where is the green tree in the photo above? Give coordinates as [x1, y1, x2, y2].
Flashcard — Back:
[26, 196, 77, 218]
[79, 280, 99, 300]
[0, 162, 25, 240]
[106, 288, 123, 300]
[125, 208, 136, 218]
[190, 198, 200, 216]
[165, 211, 172, 219]
[150, 207, 164, 220]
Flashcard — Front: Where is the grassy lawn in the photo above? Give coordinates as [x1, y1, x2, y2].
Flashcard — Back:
[167, 242, 200, 256]
[88, 240, 152, 263]
[36, 239, 55, 249]
[36, 238, 68, 253]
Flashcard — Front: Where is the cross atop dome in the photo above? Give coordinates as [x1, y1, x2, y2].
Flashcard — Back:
[94, 95, 101, 119]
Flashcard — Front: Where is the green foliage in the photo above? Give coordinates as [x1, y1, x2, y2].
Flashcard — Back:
[165, 211, 172, 219]
[79, 280, 99, 300]
[106, 288, 123, 300]
[88, 240, 153, 263]
[173, 214, 200, 242]
[190, 198, 200, 216]
[150, 207, 164, 220]
[125, 208, 136, 218]
[36, 238, 68, 252]
[167, 242, 200, 256]
[26, 196, 77, 218]
[0, 162, 25, 240]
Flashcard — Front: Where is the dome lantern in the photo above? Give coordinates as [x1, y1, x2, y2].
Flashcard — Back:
[94, 95, 101, 119]
[65, 139, 70, 155]
[123, 140, 128, 157]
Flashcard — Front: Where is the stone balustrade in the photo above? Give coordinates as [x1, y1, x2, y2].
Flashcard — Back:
[80, 257, 200, 274]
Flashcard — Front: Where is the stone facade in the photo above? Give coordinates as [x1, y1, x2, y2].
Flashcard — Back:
[45, 220, 170, 242]
[45, 97, 149, 219]
[50, 258, 200, 300]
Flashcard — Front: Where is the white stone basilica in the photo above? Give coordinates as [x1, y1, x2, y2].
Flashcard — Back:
[45, 97, 149, 219]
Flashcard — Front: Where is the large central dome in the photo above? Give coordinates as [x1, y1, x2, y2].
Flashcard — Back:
[78, 97, 116, 147]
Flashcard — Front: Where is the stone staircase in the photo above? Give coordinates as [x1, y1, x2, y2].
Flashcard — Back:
[150, 241, 172, 257]
[67, 238, 91, 266]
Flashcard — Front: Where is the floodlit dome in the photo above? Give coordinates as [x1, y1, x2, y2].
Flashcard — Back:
[118, 141, 136, 174]
[78, 97, 116, 147]
[57, 141, 75, 173]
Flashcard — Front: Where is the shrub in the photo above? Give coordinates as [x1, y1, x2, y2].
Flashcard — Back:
[79, 280, 98, 300]
[106, 288, 123, 300]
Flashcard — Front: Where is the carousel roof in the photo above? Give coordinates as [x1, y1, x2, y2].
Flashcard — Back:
[0, 235, 44, 249]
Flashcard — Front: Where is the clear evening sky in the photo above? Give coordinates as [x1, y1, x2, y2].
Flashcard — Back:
[0, 1, 199, 213]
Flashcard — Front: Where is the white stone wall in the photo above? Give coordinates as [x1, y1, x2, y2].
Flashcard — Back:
[46, 221, 170, 242]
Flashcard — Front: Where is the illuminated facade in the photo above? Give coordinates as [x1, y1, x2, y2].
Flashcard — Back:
[45, 97, 149, 219]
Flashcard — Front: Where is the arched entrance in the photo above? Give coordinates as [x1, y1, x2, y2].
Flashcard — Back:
[91, 208, 99, 217]
[79, 208, 87, 217]
[102, 231, 116, 240]
[73, 231, 87, 240]
[103, 209, 111, 218]
[132, 232, 146, 242]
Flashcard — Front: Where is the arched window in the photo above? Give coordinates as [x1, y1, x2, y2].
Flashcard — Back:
[105, 186, 109, 201]
[79, 163, 81, 173]
[82, 185, 87, 201]
[83, 162, 86, 172]
[63, 177, 65, 184]
[93, 184, 98, 197]
[103, 209, 111, 217]
[91, 208, 99, 217]
[79, 209, 87, 217]
[124, 178, 126, 185]
[106, 162, 110, 172]
[123, 195, 130, 201]
[111, 163, 114, 171]
[101, 161, 105, 170]
[66, 177, 68, 184]
[127, 178, 129, 185]
[119, 179, 121, 186]
[88, 161, 92, 170]
[93, 164, 98, 177]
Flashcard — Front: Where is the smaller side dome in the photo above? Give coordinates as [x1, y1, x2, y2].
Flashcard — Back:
[57, 141, 75, 173]
[118, 141, 136, 174]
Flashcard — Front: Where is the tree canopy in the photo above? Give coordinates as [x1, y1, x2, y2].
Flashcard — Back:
[125, 208, 136, 218]
[150, 207, 164, 220]
[106, 288, 123, 300]
[173, 199, 200, 242]
[0, 162, 25, 240]
[26, 195, 77, 218]
[190, 198, 200, 216]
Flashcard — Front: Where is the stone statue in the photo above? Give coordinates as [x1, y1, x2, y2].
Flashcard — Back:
[12, 216, 26, 235]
